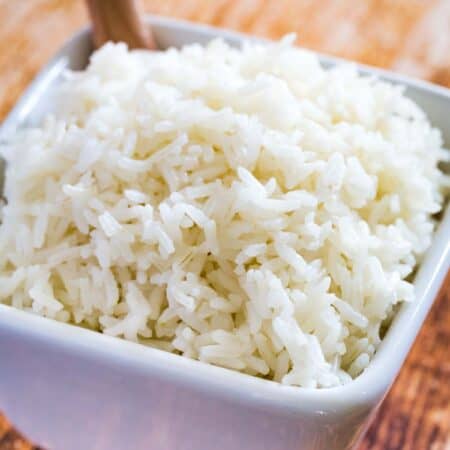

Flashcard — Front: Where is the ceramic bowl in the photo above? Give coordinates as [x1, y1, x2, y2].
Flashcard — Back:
[1, 16, 449, 450]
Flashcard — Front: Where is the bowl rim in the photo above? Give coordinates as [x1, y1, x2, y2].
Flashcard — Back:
[0, 15, 449, 416]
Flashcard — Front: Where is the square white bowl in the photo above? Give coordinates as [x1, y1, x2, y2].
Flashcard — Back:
[0, 16, 449, 450]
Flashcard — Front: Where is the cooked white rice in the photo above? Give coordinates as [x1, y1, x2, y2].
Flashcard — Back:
[0, 36, 447, 388]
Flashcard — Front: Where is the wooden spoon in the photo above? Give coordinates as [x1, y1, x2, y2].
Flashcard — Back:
[86, 0, 157, 49]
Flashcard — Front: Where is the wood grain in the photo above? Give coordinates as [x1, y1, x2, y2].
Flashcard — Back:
[0, 1, 449, 449]
[0, 412, 42, 450]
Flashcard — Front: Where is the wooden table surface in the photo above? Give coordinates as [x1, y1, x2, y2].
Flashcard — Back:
[0, 1, 449, 449]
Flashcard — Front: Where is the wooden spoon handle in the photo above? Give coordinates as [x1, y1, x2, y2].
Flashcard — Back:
[85, 0, 156, 49]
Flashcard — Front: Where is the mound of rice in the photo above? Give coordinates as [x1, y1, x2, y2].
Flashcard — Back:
[0, 36, 447, 387]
